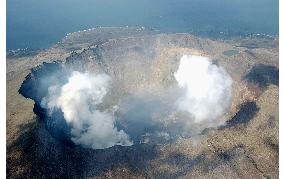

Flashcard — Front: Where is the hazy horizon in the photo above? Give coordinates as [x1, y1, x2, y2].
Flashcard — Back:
[7, 0, 279, 50]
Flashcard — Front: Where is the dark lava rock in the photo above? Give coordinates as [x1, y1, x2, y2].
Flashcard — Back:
[244, 64, 279, 89]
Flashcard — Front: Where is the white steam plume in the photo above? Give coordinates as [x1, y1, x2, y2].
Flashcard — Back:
[42, 71, 132, 149]
[174, 55, 232, 123]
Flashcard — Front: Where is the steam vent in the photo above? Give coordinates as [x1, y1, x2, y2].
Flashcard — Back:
[7, 27, 279, 178]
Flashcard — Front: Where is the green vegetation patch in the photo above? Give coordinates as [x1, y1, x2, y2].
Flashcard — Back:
[223, 49, 239, 57]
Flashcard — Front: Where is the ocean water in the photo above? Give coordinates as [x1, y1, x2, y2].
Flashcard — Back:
[7, 0, 279, 50]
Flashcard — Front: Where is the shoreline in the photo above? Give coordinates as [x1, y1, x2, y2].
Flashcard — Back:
[7, 26, 279, 53]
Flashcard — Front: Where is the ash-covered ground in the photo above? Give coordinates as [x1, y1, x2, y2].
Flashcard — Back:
[7, 27, 279, 178]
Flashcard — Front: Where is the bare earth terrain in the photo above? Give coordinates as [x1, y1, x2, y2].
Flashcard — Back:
[7, 27, 278, 178]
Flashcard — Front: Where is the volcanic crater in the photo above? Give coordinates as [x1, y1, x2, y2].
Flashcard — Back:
[19, 32, 275, 148]
[8, 28, 279, 178]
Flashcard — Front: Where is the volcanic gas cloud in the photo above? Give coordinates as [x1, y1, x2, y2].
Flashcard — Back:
[40, 55, 232, 149]
[174, 55, 232, 123]
[41, 72, 133, 149]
